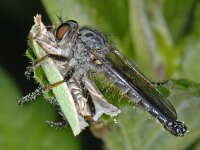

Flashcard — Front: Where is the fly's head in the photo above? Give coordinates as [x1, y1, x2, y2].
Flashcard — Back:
[164, 121, 187, 137]
[55, 20, 79, 60]
[56, 20, 79, 43]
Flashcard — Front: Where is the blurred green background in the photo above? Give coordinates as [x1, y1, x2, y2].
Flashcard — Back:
[0, 0, 200, 150]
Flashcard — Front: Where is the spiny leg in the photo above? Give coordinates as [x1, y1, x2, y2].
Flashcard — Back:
[46, 120, 68, 128]
[19, 67, 75, 105]
[17, 79, 65, 105]
[46, 104, 68, 128]
[25, 53, 68, 79]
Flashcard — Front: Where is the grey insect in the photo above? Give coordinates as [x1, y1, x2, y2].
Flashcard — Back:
[20, 16, 187, 136]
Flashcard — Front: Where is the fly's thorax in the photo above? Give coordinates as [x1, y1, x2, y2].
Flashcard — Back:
[60, 36, 104, 78]
[78, 27, 110, 56]
[54, 20, 80, 59]
[54, 23, 109, 77]
[55, 20, 79, 45]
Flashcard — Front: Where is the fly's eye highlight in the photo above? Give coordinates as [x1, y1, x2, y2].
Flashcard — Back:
[56, 23, 69, 40]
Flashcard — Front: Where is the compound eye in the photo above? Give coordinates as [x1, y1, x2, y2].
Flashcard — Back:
[56, 23, 69, 40]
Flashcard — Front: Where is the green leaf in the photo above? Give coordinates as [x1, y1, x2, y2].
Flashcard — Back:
[163, 0, 196, 41]
[128, 0, 160, 79]
[41, 0, 93, 25]
[28, 38, 81, 135]
[175, 3, 200, 82]
[0, 67, 79, 150]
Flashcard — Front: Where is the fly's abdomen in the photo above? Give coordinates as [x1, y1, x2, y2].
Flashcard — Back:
[103, 65, 153, 112]
[102, 64, 187, 136]
[103, 65, 142, 103]
[67, 78, 92, 117]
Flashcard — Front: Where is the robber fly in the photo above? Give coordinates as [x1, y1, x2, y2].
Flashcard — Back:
[20, 15, 187, 136]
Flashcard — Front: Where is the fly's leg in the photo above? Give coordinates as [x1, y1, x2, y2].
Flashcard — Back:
[25, 53, 68, 79]
[46, 103, 69, 128]
[18, 68, 74, 105]
[34, 53, 67, 64]
[17, 79, 66, 105]
[46, 120, 68, 128]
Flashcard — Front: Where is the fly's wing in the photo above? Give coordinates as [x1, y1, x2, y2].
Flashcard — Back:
[96, 46, 177, 121]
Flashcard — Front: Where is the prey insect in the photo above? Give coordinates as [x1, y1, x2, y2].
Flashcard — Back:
[19, 15, 187, 136]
